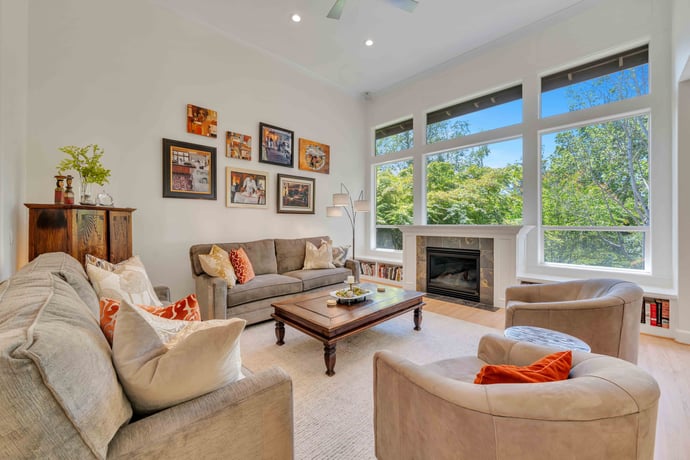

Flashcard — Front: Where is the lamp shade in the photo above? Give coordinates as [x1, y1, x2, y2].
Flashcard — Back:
[332, 193, 349, 206]
[354, 199, 370, 212]
[326, 206, 343, 217]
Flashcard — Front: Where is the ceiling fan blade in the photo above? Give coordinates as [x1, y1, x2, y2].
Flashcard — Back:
[327, 0, 347, 19]
[390, 0, 418, 13]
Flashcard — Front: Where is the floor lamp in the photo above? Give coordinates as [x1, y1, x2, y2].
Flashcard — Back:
[326, 183, 370, 260]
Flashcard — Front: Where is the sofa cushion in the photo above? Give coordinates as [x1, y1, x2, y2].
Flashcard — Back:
[199, 244, 237, 286]
[16, 252, 100, 317]
[283, 267, 350, 291]
[112, 301, 246, 413]
[474, 350, 572, 384]
[303, 241, 335, 269]
[226, 274, 302, 308]
[0, 272, 132, 459]
[86, 255, 163, 307]
[275, 236, 328, 274]
[230, 248, 256, 284]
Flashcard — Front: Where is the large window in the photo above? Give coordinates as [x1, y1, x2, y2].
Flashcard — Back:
[541, 115, 649, 270]
[375, 160, 413, 250]
[426, 85, 522, 143]
[375, 119, 413, 156]
[426, 139, 523, 224]
[539, 45, 650, 271]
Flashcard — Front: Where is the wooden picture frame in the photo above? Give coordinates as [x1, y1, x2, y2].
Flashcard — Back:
[162, 138, 216, 200]
[226, 167, 268, 208]
[259, 122, 294, 167]
[277, 174, 315, 214]
[186, 104, 218, 138]
[298, 138, 330, 174]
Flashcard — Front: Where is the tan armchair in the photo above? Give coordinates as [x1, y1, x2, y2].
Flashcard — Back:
[374, 333, 659, 460]
[504, 279, 643, 363]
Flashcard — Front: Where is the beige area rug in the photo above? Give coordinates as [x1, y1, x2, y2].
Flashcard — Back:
[240, 311, 500, 460]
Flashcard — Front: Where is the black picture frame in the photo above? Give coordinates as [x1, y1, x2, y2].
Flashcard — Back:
[277, 174, 315, 214]
[162, 138, 217, 200]
[259, 122, 294, 167]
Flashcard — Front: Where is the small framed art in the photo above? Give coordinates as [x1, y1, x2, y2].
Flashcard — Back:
[259, 122, 294, 167]
[186, 104, 218, 138]
[162, 138, 216, 200]
[226, 167, 268, 208]
[277, 174, 315, 214]
[226, 131, 252, 160]
[298, 138, 330, 174]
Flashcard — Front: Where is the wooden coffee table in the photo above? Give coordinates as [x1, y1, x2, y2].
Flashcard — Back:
[271, 283, 425, 376]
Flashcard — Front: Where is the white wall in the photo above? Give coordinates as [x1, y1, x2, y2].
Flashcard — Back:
[364, 0, 675, 291]
[0, 0, 27, 280]
[20, 0, 366, 298]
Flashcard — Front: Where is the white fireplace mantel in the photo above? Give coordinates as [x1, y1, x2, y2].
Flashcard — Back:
[400, 225, 534, 307]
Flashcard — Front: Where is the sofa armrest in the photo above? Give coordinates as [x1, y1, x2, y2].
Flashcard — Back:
[194, 274, 228, 320]
[344, 259, 361, 282]
[107, 367, 293, 460]
[154, 285, 170, 303]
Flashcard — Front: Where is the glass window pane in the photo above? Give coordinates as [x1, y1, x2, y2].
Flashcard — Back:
[376, 159, 414, 229]
[425, 139, 522, 224]
[376, 227, 403, 251]
[541, 115, 649, 227]
[544, 230, 645, 270]
[541, 64, 649, 118]
[375, 119, 413, 156]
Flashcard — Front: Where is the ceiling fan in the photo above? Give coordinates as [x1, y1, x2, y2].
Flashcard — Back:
[327, 0, 419, 20]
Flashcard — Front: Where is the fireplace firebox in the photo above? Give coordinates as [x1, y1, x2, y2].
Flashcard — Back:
[426, 247, 480, 302]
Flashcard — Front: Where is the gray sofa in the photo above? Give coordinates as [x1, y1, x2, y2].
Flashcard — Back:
[190, 236, 360, 323]
[0, 252, 293, 459]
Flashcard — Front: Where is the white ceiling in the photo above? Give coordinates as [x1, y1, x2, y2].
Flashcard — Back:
[154, 0, 597, 95]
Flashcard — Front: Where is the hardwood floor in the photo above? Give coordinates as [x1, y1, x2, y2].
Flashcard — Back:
[424, 297, 690, 460]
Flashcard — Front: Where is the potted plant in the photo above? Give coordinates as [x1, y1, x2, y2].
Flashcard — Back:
[56, 144, 111, 205]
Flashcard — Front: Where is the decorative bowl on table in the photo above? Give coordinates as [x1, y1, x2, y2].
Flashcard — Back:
[330, 286, 372, 305]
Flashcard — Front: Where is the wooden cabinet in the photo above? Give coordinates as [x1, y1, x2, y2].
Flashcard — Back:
[25, 204, 135, 265]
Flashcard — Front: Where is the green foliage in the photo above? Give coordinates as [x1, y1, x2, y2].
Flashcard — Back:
[57, 144, 111, 185]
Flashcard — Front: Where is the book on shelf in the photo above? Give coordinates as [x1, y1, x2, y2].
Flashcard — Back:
[649, 300, 657, 326]
[660, 299, 670, 329]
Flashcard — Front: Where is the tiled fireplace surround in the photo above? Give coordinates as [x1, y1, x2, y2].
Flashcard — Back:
[400, 226, 528, 308]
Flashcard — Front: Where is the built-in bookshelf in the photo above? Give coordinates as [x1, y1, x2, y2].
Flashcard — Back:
[640, 296, 673, 338]
[358, 258, 403, 286]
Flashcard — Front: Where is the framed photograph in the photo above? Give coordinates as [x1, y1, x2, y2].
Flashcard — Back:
[259, 122, 294, 167]
[163, 138, 216, 200]
[298, 138, 330, 174]
[186, 104, 218, 138]
[277, 174, 315, 214]
[226, 131, 252, 160]
[226, 167, 268, 208]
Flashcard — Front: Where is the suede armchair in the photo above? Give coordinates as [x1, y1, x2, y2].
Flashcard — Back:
[504, 278, 643, 363]
[374, 333, 659, 460]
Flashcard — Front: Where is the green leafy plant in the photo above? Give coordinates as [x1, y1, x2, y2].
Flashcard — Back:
[56, 144, 111, 185]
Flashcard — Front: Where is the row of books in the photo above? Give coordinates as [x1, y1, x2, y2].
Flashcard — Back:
[360, 262, 377, 277]
[641, 298, 669, 328]
[359, 261, 403, 282]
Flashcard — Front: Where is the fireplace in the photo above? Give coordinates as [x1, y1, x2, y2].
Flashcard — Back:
[426, 247, 480, 302]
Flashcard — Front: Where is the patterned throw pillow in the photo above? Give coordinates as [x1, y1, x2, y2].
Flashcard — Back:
[303, 241, 335, 269]
[112, 301, 246, 413]
[331, 244, 351, 267]
[99, 294, 201, 344]
[198, 245, 237, 286]
[86, 254, 162, 306]
[229, 248, 255, 284]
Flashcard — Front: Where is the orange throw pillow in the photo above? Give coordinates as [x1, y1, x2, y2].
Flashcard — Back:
[99, 294, 201, 344]
[474, 350, 572, 384]
[230, 247, 255, 284]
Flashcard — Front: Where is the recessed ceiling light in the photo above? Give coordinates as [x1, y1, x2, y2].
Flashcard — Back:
[291, 13, 301, 23]
[365, 39, 374, 47]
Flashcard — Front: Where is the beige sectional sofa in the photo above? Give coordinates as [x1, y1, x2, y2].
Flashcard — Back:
[190, 236, 360, 324]
[0, 252, 293, 459]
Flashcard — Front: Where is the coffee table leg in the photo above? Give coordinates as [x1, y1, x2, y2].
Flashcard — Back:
[275, 321, 285, 345]
[324, 343, 336, 376]
[414, 307, 423, 331]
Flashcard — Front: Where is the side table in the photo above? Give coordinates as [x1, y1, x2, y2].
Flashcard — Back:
[504, 325, 591, 352]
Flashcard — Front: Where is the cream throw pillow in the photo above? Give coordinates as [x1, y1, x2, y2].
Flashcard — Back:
[86, 255, 162, 307]
[303, 241, 335, 269]
[112, 300, 246, 413]
[199, 245, 237, 286]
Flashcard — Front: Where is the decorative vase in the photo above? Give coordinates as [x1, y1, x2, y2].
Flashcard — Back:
[79, 176, 96, 205]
